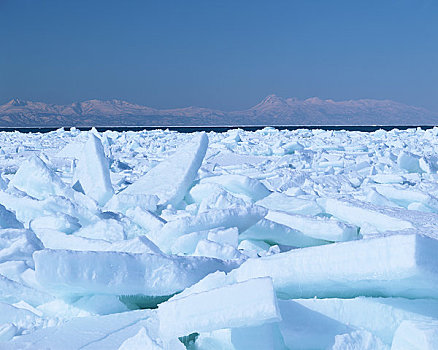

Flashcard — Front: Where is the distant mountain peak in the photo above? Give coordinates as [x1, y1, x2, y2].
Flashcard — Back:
[304, 97, 323, 103]
[259, 94, 286, 105]
[8, 98, 27, 107]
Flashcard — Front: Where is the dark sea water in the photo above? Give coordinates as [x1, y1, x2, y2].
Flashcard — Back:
[0, 125, 435, 133]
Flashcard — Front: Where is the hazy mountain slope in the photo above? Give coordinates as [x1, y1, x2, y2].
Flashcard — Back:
[0, 95, 436, 127]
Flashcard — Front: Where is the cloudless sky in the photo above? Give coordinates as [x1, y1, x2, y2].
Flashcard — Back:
[1, 0, 437, 111]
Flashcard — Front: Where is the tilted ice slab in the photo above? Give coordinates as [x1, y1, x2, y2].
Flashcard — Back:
[229, 233, 438, 299]
[256, 191, 322, 216]
[73, 133, 114, 206]
[150, 205, 267, 253]
[0, 302, 55, 341]
[3, 309, 173, 350]
[266, 210, 359, 242]
[158, 277, 280, 338]
[170, 227, 239, 255]
[30, 213, 81, 234]
[33, 249, 238, 297]
[294, 297, 438, 345]
[319, 196, 438, 239]
[193, 238, 244, 260]
[9, 155, 71, 200]
[104, 193, 159, 214]
[125, 207, 165, 233]
[239, 218, 328, 247]
[34, 229, 162, 255]
[0, 204, 23, 230]
[317, 197, 414, 232]
[0, 229, 43, 268]
[397, 151, 422, 173]
[189, 183, 251, 213]
[198, 174, 271, 202]
[374, 184, 438, 212]
[121, 132, 208, 208]
[8, 156, 98, 215]
[0, 274, 53, 307]
[0, 190, 98, 227]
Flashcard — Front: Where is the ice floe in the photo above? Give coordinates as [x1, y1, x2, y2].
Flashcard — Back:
[1, 126, 438, 348]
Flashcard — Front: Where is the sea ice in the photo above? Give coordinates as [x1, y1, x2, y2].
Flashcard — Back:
[118, 327, 165, 350]
[4, 309, 160, 350]
[34, 249, 237, 297]
[256, 191, 322, 216]
[151, 205, 266, 253]
[391, 320, 438, 350]
[295, 297, 438, 344]
[2, 127, 438, 348]
[239, 218, 328, 247]
[194, 324, 286, 350]
[198, 174, 271, 201]
[230, 233, 438, 299]
[121, 132, 208, 208]
[265, 210, 359, 242]
[157, 277, 280, 338]
[0, 229, 42, 267]
[317, 197, 414, 232]
[72, 133, 114, 206]
[9, 156, 71, 200]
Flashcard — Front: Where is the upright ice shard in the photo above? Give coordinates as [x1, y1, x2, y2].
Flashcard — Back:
[121, 132, 208, 208]
[73, 133, 114, 206]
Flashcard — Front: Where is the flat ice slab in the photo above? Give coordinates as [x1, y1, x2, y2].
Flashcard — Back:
[34, 249, 237, 297]
[158, 277, 280, 338]
[231, 233, 438, 299]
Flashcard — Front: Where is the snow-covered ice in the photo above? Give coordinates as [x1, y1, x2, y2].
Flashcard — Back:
[1, 126, 438, 348]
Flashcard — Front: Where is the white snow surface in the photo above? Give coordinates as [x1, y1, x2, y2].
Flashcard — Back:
[2, 126, 438, 348]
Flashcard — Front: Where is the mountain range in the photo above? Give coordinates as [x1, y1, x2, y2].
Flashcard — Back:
[0, 95, 436, 127]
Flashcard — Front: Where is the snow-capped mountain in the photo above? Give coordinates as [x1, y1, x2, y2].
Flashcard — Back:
[0, 95, 436, 127]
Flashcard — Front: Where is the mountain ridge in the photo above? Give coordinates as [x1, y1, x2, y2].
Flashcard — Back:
[0, 95, 436, 127]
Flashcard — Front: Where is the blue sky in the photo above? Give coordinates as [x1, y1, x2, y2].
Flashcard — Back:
[1, 0, 437, 111]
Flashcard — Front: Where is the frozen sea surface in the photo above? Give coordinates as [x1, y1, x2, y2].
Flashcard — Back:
[1, 126, 438, 348]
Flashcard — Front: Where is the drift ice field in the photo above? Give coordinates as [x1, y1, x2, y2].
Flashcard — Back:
[1, 126, 438, 349]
